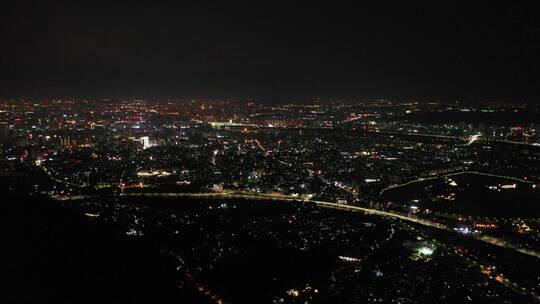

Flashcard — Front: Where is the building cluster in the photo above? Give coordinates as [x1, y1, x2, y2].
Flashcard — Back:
[2, 98, 540, 303]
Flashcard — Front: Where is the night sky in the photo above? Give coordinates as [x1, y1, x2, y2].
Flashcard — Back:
[2, 1, 540, 101]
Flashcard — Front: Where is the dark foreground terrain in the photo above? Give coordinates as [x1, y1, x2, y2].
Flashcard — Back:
[5, 179, 211, 304]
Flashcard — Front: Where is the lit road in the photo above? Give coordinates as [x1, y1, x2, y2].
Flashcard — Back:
[43, 159, 540, 261]
[380, 171, 534, 195]
[40, 165, 88, 187]
[40, 156, 540, 259]
[50, 190, 540, 302]
[360, 129, 539, 148]
[115, 190, 540, 260]
[167, 251, 226, 304]
[401, 221, 540, 302]
[230, 125, 540, 148]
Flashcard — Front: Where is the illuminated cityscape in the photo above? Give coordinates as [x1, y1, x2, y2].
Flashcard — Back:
[5, 2, 540, 304]
[4, 97, 540, 303]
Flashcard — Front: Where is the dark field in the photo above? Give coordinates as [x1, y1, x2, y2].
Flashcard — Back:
[382, 173, 540, 217]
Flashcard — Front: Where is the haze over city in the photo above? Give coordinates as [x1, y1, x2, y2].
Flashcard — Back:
[2, 1, 540, 101]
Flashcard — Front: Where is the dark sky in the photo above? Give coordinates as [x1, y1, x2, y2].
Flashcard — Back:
[1, 1, 540, 101]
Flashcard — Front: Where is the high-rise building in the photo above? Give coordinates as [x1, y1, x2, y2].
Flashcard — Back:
[60, 136, 71, 147]
[140, 136, 151, 149]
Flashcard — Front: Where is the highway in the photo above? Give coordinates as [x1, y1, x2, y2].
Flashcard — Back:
[41, 156, 540, 260]
[42, 157, 540, 261]
[401, 221, 540, 302]
[49, 189, 540, 302]
[221, 125, 540, 148]
[115, 190, 540, 260]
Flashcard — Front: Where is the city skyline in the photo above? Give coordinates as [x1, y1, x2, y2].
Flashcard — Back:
[5, 98, 540, 303]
